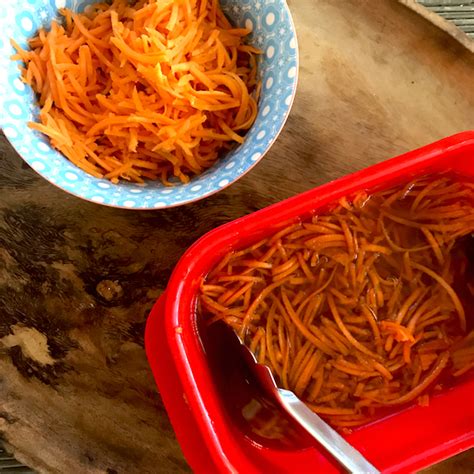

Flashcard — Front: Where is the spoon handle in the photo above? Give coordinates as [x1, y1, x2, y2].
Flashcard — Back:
[278, 389, 380, 474]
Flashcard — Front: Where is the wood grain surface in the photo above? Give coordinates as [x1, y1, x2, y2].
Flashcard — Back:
[0, 0, 473, 472]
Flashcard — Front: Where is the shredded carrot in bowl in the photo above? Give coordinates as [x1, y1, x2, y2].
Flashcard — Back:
[11, 0, 260, 184]
[199, 175, 474, 429]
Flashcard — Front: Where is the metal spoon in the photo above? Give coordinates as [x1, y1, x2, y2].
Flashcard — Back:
[235, 329, 380, 474]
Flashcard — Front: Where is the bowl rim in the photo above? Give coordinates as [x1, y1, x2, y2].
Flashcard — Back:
[0, 0, 300, 210]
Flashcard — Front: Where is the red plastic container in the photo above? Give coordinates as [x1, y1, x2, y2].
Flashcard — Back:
[145, 132, 474, 473]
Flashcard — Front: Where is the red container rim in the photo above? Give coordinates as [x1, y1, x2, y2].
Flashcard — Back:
[146, 131, 474, 474]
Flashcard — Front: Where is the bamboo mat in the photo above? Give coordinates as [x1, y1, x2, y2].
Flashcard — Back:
[419, 0, 474, 37]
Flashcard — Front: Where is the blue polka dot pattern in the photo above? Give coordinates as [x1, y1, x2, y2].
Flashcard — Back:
[0, 0, 298, 209]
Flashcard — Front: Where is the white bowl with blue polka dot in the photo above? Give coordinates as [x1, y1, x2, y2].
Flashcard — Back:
[0, 0, 298, 209]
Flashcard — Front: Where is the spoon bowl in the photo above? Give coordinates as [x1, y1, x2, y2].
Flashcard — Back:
[227, 323, 380, 473]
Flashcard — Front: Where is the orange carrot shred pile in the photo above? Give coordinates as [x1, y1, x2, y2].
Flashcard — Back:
[200, 175, 474, 429]
[11, 0, 260, 184]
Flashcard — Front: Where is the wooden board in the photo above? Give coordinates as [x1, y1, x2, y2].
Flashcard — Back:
[0, 0, 473, 472]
